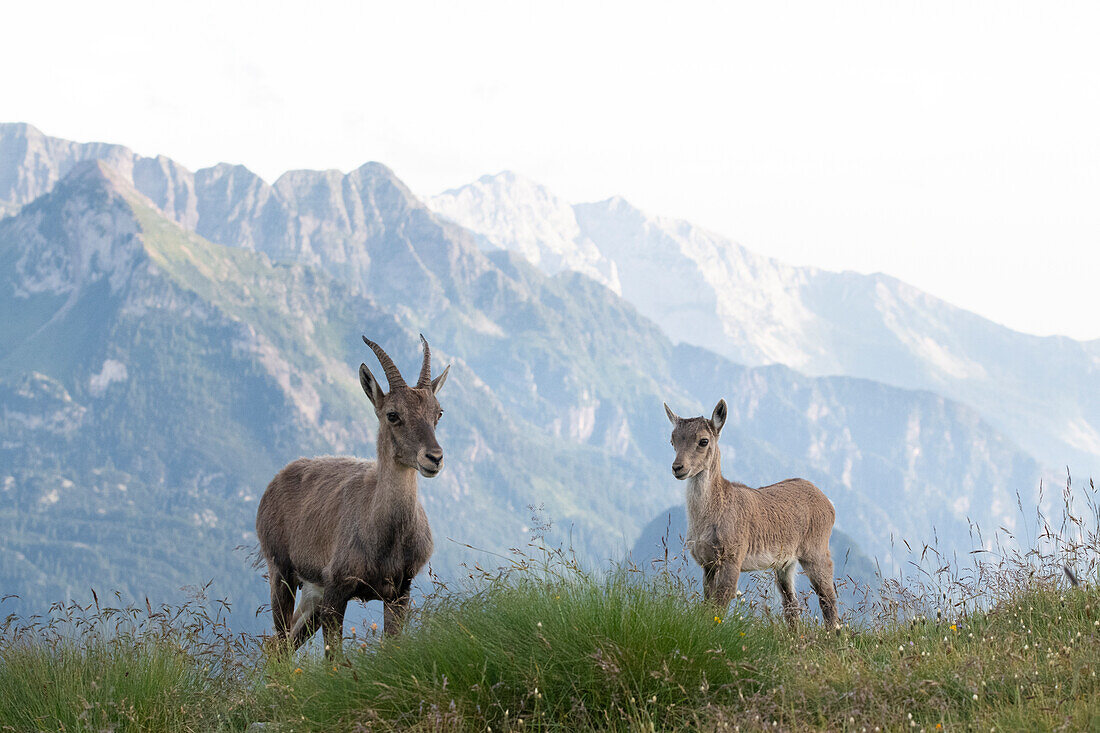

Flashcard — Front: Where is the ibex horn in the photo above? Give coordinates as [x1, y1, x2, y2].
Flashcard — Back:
[417, 334, 432, 389]
[362, 336, 406, 390]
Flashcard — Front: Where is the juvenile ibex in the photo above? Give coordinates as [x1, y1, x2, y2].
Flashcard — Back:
[256, 335, 450, 655]
[664, 399, 839, 628]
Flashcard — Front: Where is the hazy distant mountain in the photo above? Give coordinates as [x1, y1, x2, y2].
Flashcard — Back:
[426, 171, 1100, 482]
[0, 126, 1044, 631]
[428, 171, 621, 294]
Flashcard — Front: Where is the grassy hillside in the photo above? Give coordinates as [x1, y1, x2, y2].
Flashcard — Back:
[2, 567, 1096, 731]
[3, 484, 1097, 732]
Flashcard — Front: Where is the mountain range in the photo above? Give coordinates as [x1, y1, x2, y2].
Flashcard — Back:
[429, 172, 1100, 483]
[0, 123, 1065, 630]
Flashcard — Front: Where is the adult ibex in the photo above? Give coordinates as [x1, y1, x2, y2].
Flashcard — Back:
[256, 335, 450, 655]
[664, 399, 839, 628]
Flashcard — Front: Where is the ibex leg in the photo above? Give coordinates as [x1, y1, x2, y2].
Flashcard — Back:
[383, 577, 413, 637]
[775, 563, 799, 628]
[288, 581, 323, 641]
[801, 555, 839, 629]
[291, 601, 324, 650]
[268, 563, 295, 642]
[711, 563, 741, 612]
[320, 593, 349, 660]
[702, 564, 717, 603]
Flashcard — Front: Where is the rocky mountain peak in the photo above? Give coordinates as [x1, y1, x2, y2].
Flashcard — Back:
[60, 158, 130, 191]
[0, 123, 137, 216]
[2, 160, 149, 298]
[427, 171, 622, 294]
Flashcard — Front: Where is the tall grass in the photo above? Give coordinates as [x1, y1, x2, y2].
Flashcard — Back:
[722, 584, 1100, 731]
[1, 477, 1097, 731]
[258, 562, 779, 731]
[0, 589, 256, 732]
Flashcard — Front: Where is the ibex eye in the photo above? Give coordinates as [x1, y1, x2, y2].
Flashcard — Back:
[386, 412, 400, 424]
[698, 438, 709, 447]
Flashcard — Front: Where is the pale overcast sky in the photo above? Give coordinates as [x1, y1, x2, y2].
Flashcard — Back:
[3, 1, 1098, 339]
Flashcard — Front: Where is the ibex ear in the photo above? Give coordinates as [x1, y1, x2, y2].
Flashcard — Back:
[430, 364, 450, 395]
[359, 363, 384, 408]
[663, 402, 680, 425]
[710, 399, 728, 434]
